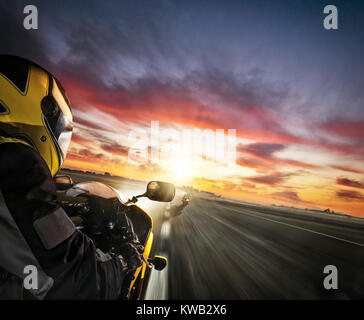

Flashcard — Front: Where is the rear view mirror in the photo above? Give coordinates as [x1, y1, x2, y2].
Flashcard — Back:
[145, 181, 175, 202]
[55, 175, 74, 190]
[149, 255, 167, 271]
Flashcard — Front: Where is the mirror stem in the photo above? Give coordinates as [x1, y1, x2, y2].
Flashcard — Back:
[126, 193, 146, 204]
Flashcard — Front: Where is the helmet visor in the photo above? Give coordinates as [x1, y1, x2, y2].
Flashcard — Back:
[42, 77, 73, 163]
[51, 115, 73, 161]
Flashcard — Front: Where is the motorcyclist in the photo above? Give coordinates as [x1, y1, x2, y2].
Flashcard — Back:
[169, 193, 191, 218]
[0, 55, 142, 299]
[182, 194, 191, 207]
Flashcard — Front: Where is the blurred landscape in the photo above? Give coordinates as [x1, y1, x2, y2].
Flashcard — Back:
[61, 169, 364, 299]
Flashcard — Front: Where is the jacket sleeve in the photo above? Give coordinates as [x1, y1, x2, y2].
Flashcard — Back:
[0, 142, 126, 299]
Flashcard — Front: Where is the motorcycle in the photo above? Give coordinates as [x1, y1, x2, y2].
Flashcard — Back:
[55, 175, 175, 300]
[165, 193, 191, 219]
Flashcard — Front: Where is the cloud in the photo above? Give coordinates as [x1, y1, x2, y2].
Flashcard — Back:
[320, 120, 364, 140]
[331, 165, 364, 174]
[279, 159, 318, 169]
[242, 182, 256, 189]
[238, 143, 285, 160]
[245, 172, 294, 186]
[67, 148, 105, 162]
[74, 118, 112, 132]
[20, 6, 307, 148]
[336, 178, 364, 189]
[138, 163, 162, 174]
[272, 191, 301, 202]
[70, 133, 93, 146]
[311, 120, 364, 159]
[78, 149, 105, 160]
[236, 156, 269, 173]
[63, 69, 301, 144]
[4, 1, 356, 161]
[237, 143, 318, 172]
[336, 189, 364, 201]
[100, 143, 129, 157]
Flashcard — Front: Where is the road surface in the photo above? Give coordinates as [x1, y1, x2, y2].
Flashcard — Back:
[62, 172, 364, 299]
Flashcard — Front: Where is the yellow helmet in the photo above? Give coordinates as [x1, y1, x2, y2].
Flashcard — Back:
[0, 55, 73, 176]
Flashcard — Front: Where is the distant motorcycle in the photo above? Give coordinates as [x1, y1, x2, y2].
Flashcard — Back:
[167, 193, 191, 218]
[55, 176, 175, 300]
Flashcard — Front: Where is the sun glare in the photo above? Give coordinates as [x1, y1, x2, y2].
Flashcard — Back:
[167, 158, 195, 185]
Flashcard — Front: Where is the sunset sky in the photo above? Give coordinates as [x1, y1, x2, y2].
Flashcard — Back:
[1, 0, 364, 216]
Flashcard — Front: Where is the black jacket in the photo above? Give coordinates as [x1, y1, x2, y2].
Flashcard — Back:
[0, 142, 126, 299]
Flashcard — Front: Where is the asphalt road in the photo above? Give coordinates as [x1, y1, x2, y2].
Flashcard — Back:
[61, 172, 364, 299]
[151, 194, 364, 299]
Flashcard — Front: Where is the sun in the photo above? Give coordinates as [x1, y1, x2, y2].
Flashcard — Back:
[167, 158, 194, 185]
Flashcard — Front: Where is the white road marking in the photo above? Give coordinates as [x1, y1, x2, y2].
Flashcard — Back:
[164, 210, 170, 219]
[160, 221, 171, 239]
[216, 204, 364, 248]
[144, 253, 169, 300]
[144, 208, 171, 299]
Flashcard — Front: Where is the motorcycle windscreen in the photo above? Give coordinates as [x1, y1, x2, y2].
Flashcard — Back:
[126, 205, 152, 246]
[65, 182, 121, 199]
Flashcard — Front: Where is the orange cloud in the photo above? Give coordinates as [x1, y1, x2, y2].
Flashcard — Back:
[331, 165, 364, 174]
[336, 178, 364, 189]
[336, 189, 364, 201]
[245, 172, 295, 186]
